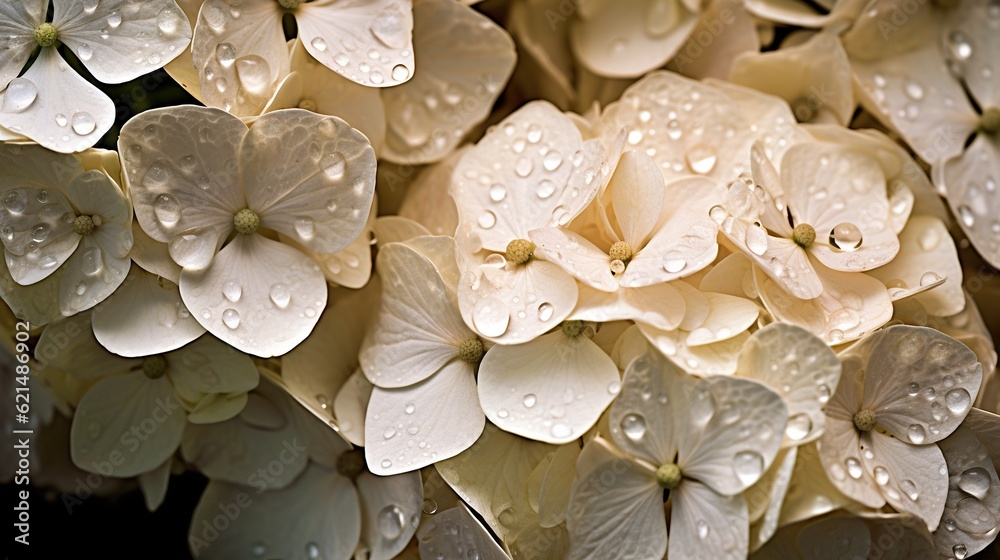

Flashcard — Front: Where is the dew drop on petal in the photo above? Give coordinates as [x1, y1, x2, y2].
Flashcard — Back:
[899, 479, 919, 501]
[733, 451, 764, 486]
[269, 284, 291, 309]
[874, 466, 890, 486]
[153, 193, 181, 226]
[522, 394, 536, 408]
[321, 152, 346, 180]
[907, 424, 926, 444]
[958, 467, 991, 500]
[745, 222, 768, 255]
[1, 78, 37, 113]
[537, 302, 554, 321]
[685, 143, 717, 174]
[222, 308, 241, 329]
[477, 211, 496, 229]
[377, 505, 406, 539]
[846, 457, 863, 479]
[620, 413, 647, 441]
[223, 281, 242, 302]
[829, 222, 863, 251]
[71, 112, 97, 136]
[785, 413, 812, 441]
[945, 388, 971, 413]
[305, 542, 321, 559]
[81, 246, 102, 275]
[216, 42, 237, 66]
[472, 296, 509, 337]
[696, 520, 709, 539]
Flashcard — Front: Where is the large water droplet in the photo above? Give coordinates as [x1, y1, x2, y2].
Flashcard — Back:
[377, 504, 405, 539]
[899, 479, 919, 500]
[522, 394, 536, 408]
[222, 308, 241, 329]
[785, 413, 812, 440]
[515, 156, 533, 177]
[216, 43, 237, 67]
[945, 388, 971, 413]
[81, 246, 102, 275]
[745, 223, 768, 255]
[537, 302, 554, 321]
[153, 193, 181, 226]
[223, 281, 242, 302]
[874, 466, 890, 486]
[71, 112, 97, 136]
[958, 467, 991, 500]
[2, 78, 37, 113]
[829, 222, 863, 251]
[477, 211, 496, 229]
[294, 216, 315, 240]
[489, 183, 506, 202]
[948, 30, 973, 60]
[369, 6, 407, 49]
[733, 451, 764, 486]
[907, 424, 926, 444]
[846, 457, 863, 479]
[685, 143, 717, 174]
[321, 151, 346, 180]
[269, 284, 291, 309]
[391, 64, 409, 81]
[543, 151, 563, 171]
[472, 296, 509, 337]
[235, 55, 271, 94]
[620, 413, 647, 441]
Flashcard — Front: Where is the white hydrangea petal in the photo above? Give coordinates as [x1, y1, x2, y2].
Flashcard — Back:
[849, 43, 978, 166]
[333, 369, 372, 447]
[599, 71, 750, 184]
[794, 517, 871, 559]
[0, 1, 41, 87]
[0, 187, 78, 286]
[672, 279, 709, 332]
[0, 256, 62, 325]
[34, 311, 138, 380]
[530, 227, 617, 292]
[608, 349, 683, 465]
[179, 234, 327, 358]
[397, 148, 463, 237]
[356, 470, 422, 560]
[458, 258, 578, 344]
[939, 134, 1000, 269]
[669, 479, 748, 560]
[816, 416, 885, 509]
[285, 199, 375, 289]
[70, 372, 185, 477]
[58, 234, 131, 316]
[779, 442, 852, 527]
[538, 442, 581, 528]
[416, 503, 510, 560]
[609, 150, 664, 249]
[186, 391, 248, 424]
[161, 0, 202, 100]
[478, 331, 620, 444]
[191, 0, 287, 115]
[188, 464, 360, 560]
[570, 0, 698, 79]
[0, 48, 114, 153]
[374, 216, 430, 248]
[723, 216, 823, 300]
[92, 267, 204, 356]
[859, 326, 982, 445]
[451, 101, 600, 252]
[566, 437, 665, 560]
[942, 0, 1000, 106]
[637, 323, 749, 376]
[686, 292, 759, 347]
[747, 447, 797, 549]
[118, 106, 246, 261]
[54, 0, 192, 84]
[167, 335, 258, 395]
[666, 0, 757, 81]
[699, 252, 758, 300]
[364, 360, 484, 476]
[361, 242, 471, 389]
[138, 458, 172, 512]
[620, 177, 720, 288]
[296, 0, 414, 88]
[730, 31, 853, 125]
[283, 281, 379, 426]
[380, 0, 515, 164]
[861, 430, 948, 531]
[571, 281, 686, 331]
[935, 425, 1000, 559]
[242, 111, 376, 254]
[736, 323, 840, 446]
[129, 222, 181, 283]
[678, 376, 787, 495]
[181, 382, 308, 490]
[867, 215, 964, 317]
[265, 39, 387, 155]
[754, 263, 893, 345]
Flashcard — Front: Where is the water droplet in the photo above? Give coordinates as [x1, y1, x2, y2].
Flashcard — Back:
[846, 457, 863, 479]
[948, 30, 973, 60]
[953, 544, 968, 559]
[732, 451, 764, 486]
[81, 246, 102, 275]
[745, 222, 768, 255]
[305, 542, 321, 559]
[75, 281, 87, 296]
[216, 42, 237, 66]
[391, 64, 409, 81]
[620, 414, 647, 440]
[71, 112, 97, 136]
[381, 459, 392, 469]
[107, 12, 122, 27]
[83, 0, 100, 13]
[958, 467, 990, 499]
[269, 284, 291, 309]
[874, 466, 890, 486]
[489, 183, 506, 202]
[235, 55, 271, 94]
[829, 222, 863, 251]
[543, 151, 563, 171]
[222, 308, 241, 329]
[223, 281, 242, 302]
[472, 296, 509, 337]
[903, 79, 924, 100]
[2, 78, 37, 113]
[537, 302, 554, 321]
[422, 498, 438, 515]
[662, 253, 686, 273]
[515, 156, 533, 177]
[522, 394, 536, 408]
[153, 193, 181, 226]
[30, 224, 49, 242]
[294, 216, 315, 240]
[945, 388, 971, 413]
[477, 211, 496, 229]
[551, 423, 571, 439]
[685, 143, 717, 174]
[369, 6, 407, 49]
[536, 179, 556, 199]
[899, 479, 919, 500]
[907, 424, 926, 444]
[920, 271, 942, 286]
[696, 519, 710, 539]
[785, 413, 812, 440]
[320, 151, 346, 181]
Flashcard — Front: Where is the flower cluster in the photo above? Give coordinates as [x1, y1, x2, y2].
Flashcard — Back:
[1, 0, 1000, 559]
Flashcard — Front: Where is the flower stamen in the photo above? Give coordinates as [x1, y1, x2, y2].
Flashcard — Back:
[142, 355, 168, 379]
[854, 408, 877, 432]
[233, 208, 260, 235]
[459, 338, 484, 364]
[34, 23, 58, 47]
[277, 0, 303, 9]
[981, 107, 1000, 135]
[73, 215, 96, 236]
[656, 463, 682, 489]
[505, 239, 535, 265]
[561, 320, 584, 337]
[792, 223, 816, 248]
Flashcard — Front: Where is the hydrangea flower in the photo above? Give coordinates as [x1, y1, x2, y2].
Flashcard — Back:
[817, 325, 983, 530]
[0, 144, 132, 324]
[0, 0, 191, 152]
[118, 106, 376, 357]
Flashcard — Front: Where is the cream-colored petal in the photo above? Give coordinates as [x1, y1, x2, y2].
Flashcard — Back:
[166, 335, 258, 395]
[191, 0, 287, 115]
[939, 134, 1000, 269]
[0, 48, 114, 153]
[364, 360, 483, 475]
[57, 234, 132, 317]
[242, 110, 376, 255]
[816, 416, 885, 509]
[530, 227, 617, 292]
[478, 331, 619, 444]
[861, 430, 948, 531]
[571, 281, 686, 331]
[935, 425, 1000, 559]
[138, 458, 173, 512]
[565, 437, 665, 560]
[778, 442, 851, 526]
[70, 372, 185, 477]
[416, 503, 510, 560]
[537, 442, 581, 528]
[747, 447, 797, 550]
[356, 470, 422, 560]
[54, 0, 192, 84]
[333, 369, 372, 447]
[0, 1, 40, 88]
[669, 479, 748, 560]
[686, 292, 759, 347]
[380, 0, 515, 164]
[188, 463, 360, 560]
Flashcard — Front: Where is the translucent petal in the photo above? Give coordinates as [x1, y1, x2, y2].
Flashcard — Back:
[939, 134, 1000, 269]
[416, 503, 510, 560]
[669, 479, 748, 560]
[935, 425, 1000, 558]
[356, 470, 422, 560]
[0, 0, 41, 87]
[861, 430, 948, 531]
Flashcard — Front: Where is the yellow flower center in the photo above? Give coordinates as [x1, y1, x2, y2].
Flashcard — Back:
[793, 223, 816, 248]
[73, 215, 96, 236]
[277, 0, 303, 9]
[233, 208, 260, 235]
[34, 23, 58, 47]
[609, 241, 633, 262]
[142, 355, 168, 379]
[981, 107, 1000, 135]
[561, 320, 584, 337]
[854, 409, 877, 432]
[505, 239, 535, 265]
[656, 463, 682, 489]
[458, 338, 484, 364]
